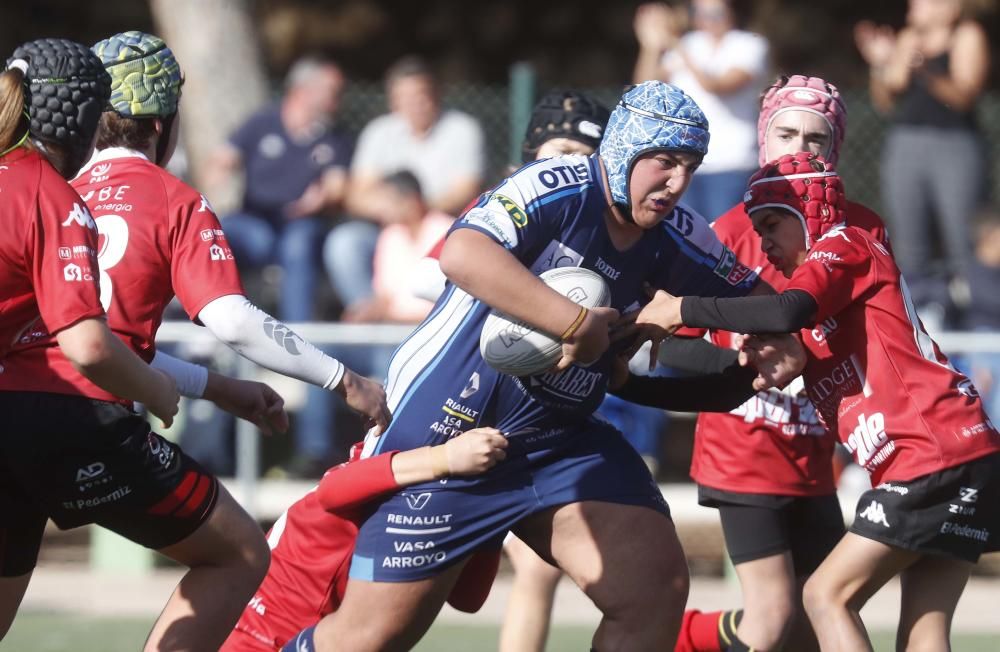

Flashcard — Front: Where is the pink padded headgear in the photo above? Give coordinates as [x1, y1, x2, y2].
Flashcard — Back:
[744, 152, 847, 250]
[758, 75, 847, 166]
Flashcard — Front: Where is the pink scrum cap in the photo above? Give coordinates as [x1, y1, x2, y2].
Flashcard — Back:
[758, 75, 847, 166]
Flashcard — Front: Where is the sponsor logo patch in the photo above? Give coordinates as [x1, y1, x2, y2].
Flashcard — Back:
[494, 194, 528, 228]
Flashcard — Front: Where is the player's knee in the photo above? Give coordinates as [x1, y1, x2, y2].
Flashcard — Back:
[741, 603, 797, 650]
[195, 499, 271, 584]
[663, 556, 691, 614]
[509, 548, 561, 590]
[743, 587, 797, 639]
[802, 572, 841, 621]
[605, 549, 689, 620]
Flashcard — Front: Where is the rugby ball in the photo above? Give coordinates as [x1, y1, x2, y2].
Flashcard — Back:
[479, 266, 611, 376]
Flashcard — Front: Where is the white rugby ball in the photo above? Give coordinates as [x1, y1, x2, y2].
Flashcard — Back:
[479, 266, 611, 376]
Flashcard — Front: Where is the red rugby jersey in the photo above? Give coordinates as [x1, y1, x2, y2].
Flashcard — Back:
[221, 453, 399, 651]
[788, 225, 999, 485]
[0, 149, 103, 380]
[686, 200, 888, 495]
[222, 449, 501, 651]
[0, 148, 244, 401]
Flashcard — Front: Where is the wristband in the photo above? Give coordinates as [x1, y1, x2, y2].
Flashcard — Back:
[560, 306, 589, 342]
[430, 445, 451, 479]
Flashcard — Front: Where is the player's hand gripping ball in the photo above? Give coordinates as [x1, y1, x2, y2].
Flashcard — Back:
[480, 267, 611, 376]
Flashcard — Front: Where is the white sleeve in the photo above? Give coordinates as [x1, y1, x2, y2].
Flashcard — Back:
[151, 350, 209, 399]
[410, 256, 448, 302]
[198, 294, 346, 390]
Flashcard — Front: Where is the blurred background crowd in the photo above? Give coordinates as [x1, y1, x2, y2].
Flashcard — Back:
[5, 0, 999, 480]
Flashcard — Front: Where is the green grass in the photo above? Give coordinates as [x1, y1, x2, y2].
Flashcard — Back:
[4, 613, 999, 651]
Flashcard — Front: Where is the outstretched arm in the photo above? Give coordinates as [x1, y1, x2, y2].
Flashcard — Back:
[637, 289, 817, 337]
[317, 428, 508, 513]
[151, 350, 289, 434]
[197, 293, 390, 434]
[611, 329, 807, 410]
[680, 290, 817, 334]
[657, 335, 738, 375]
[611, 365, 758, 412]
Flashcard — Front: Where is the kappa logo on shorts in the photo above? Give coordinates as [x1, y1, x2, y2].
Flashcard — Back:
[859, 500, 890, 527]
[405, 492, 432, 511]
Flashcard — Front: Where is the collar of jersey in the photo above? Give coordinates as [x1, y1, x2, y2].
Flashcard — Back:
[73, 146, 150, 181]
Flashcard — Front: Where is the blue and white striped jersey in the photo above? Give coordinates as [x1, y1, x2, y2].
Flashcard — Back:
[364, 154, 757, 458]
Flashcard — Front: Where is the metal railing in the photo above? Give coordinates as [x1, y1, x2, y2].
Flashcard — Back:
[154, 321, 1000, 518]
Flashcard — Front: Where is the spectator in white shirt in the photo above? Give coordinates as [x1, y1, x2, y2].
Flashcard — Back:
[324, 56, 485, 311]
[634, 0, 769, 221]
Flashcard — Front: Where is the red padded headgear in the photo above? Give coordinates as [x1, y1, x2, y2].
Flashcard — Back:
[758, 75, 846, 166]
[744, 152, 847, 249]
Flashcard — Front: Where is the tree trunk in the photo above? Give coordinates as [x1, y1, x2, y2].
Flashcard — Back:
[149, 0, 268, 211]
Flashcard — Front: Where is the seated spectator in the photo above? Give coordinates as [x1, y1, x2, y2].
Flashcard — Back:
[324, 55, 485, 311]
[208, 56, 352, 322]
[337, 171, 455, 323]
[292, 172, 454, 477]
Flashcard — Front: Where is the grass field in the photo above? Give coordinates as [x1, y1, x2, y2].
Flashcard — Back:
[5, 612, 999, 651]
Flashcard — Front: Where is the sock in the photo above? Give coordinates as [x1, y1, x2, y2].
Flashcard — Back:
[281, 625, 317, 652]
[724, 634, 755, 652]
[717, 609, 744, 650]
[676, 609, 728, 652]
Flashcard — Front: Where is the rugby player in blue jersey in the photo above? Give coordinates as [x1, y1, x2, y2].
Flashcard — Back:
[291, 81, 788, 652]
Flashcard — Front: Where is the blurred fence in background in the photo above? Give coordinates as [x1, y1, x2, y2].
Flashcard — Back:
[334, 75, 1000, 215]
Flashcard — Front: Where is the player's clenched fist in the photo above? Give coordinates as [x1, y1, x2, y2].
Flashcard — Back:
[442, 427, 509, 476]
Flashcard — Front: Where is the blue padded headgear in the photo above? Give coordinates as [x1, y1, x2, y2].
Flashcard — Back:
[599, 81, 709, 209]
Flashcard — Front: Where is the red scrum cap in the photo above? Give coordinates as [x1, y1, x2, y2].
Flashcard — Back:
[744, 152, 847, 249]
